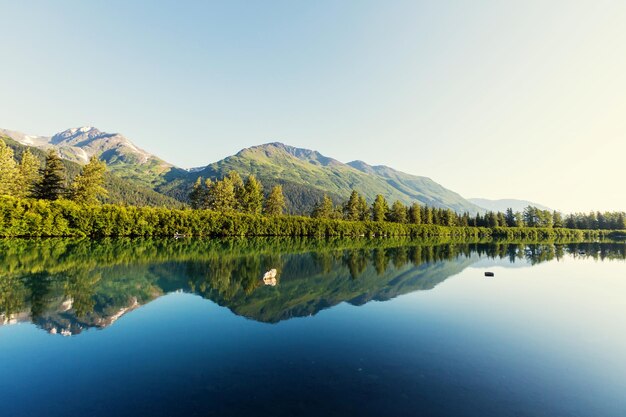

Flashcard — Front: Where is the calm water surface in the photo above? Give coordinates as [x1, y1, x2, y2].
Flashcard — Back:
[0, 238, 625, 417]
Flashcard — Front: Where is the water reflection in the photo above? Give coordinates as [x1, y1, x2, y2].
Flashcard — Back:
[1, 238, 624, 335]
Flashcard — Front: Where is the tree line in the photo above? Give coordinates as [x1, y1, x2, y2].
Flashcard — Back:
[307, 189, 626, 231]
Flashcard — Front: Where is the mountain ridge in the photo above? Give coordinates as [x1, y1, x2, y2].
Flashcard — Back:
[2, 126, 484, 214]
[468, 198, 552, 213]
[189, 142, 483, 214]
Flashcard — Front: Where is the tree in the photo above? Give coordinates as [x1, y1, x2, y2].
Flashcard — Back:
[552, 211, 563, 228]
[343, 190, 362, 221]
[33, 150, 67, 200]
[208, 176, 236, 212]
[227, 171, 245, 210]
[0, 140, 18, 196]
[504, 208, 514, 226]
[241, 175, 264, 214]
[523, 206, 537, 227]
[264, 185, 285, 216]
[408, 202, 422, 224]
[389, 200, 407, 223]
[189, 177, 207, 209]
[311, 194, 334, 218]
[485, 211, 498, 227]
[357, 195, 369, 221]
[422, 206, 433, 225]
[15, 149, 40, 198]
[70, 156, 108, 205]
[515, 212, 524, 227]
[371, 195, 389, 222]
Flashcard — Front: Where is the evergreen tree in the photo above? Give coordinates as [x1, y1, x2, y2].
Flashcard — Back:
[496, 212, 506, 227]
[189, 177, 206, 209]
[241, 175, 264, 214]
[343, 190, 362, 221]
[371, 195, 389, 222]
[33, 150, 67, 200]
[311, 194, 334, 218]
[208, 176, 236, 212]
[408, 202, 421, 224]
[227, 171, 245, 210]
[445, 209, 458, 226]
[264, 185, 286, 216]
[389, 200, 407, 223]
[15, 149, 40, 198]
[523, 206, 537, 227]
[422, 206, 433, 225]
[552, 211, 563, 228]
[485, 211, 498, 227]
[357, 195, 369, 221]
[70, 156, 108, 205]
[0, 140, 18, 196]
[505, 208, 516, 227]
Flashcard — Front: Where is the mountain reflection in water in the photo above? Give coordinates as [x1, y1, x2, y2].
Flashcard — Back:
[1, 238, 624, 335]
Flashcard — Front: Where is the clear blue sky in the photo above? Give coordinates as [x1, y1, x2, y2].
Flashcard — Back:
[1, 1, 625, 212]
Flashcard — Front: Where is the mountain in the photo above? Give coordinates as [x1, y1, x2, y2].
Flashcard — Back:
[2, 126, 483, 214]
[0, 135, 182, 207]
[0, 127, 188, 189]
[182, 142, 482, 214]
[468, 198, 552, 213]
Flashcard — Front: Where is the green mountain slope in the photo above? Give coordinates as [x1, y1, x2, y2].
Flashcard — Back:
[1, 136, 182, 207]
[173, 143, 482, 214]
[2, 126, 483, 213]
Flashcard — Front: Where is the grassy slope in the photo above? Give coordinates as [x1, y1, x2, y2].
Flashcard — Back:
[172, 143, 482, 214]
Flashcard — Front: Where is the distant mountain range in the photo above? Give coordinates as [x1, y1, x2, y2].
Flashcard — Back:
[468, 198, 553, 213]
[1, 125, 544, 214]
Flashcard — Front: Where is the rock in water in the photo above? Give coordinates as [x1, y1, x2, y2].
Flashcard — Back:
[263, 269, 278, 286]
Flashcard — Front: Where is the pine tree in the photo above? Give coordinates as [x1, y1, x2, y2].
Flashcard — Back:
[241, 175, 263, 214]
[552, 211, 563, 228]
[189, 177, 206, 209]
[0, 140, 19, 196]
[389, 200, 407, 223]
[445, 209, 458, 226]
[33, 150, 67, 200]
[264, 185, 285, 216]
[312, 194, 334, 218]
[15, 149, 40, 198]
[408, 202, 421, 224]
[371, 195, 388, 222]
[505, 208, 516, 227]
[227, 171, 245, 210]
[208, 176, 236, 212]
[70, 156, 108, 205]
[343, 190, 361, 221]
[357, 195, 369, 221]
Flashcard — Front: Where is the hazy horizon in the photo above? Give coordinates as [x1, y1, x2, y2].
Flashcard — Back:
[2, 1, 625, 212]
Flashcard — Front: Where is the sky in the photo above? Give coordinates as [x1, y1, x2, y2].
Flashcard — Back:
[1, 0, 625, 212]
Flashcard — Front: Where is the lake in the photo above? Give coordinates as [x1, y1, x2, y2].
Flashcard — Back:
[0, 238, 625, 417]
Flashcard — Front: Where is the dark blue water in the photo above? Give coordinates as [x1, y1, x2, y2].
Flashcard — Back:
[0, 239, 625, 416]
